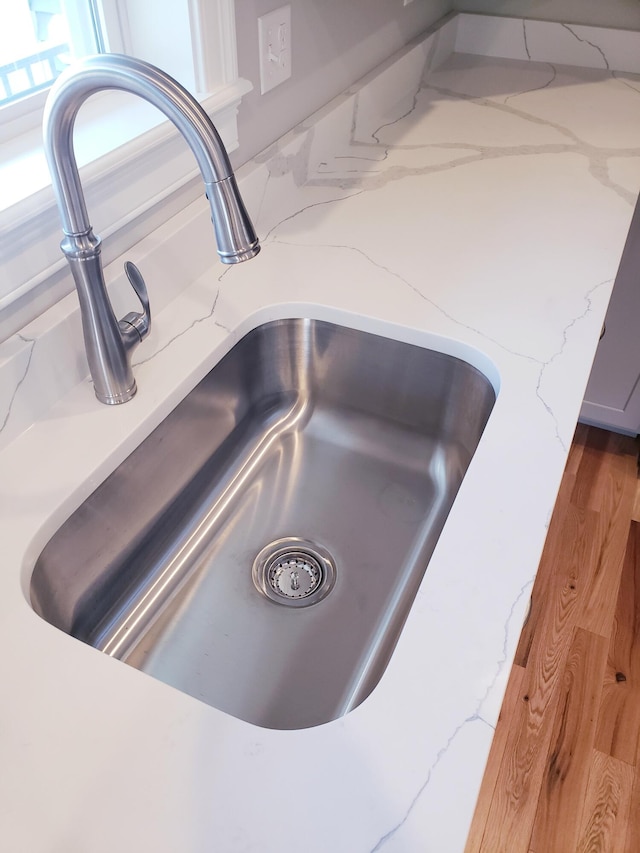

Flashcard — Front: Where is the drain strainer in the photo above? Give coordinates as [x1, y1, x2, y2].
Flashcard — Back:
[252, 538, 336, 607]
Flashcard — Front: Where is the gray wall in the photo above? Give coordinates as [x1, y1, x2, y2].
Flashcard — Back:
[232, 0, 451, 167]
[454, 0, 640, 30]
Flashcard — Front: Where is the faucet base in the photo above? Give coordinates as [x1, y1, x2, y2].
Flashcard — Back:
[219, 244, 261, 264]
[95, 379, 137, 405]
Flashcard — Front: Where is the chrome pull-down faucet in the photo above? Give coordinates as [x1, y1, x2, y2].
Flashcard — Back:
[43, 53, 260, 405]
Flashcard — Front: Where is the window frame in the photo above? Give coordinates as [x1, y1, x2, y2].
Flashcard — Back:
[0, 0, 250, 342]
[1, 0, 104, 130]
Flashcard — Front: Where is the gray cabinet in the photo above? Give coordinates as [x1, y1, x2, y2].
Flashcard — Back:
[580, 198, 640, 436]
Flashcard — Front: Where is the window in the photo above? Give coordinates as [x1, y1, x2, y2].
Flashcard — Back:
[0, 1, 101, 106]
[0, 0, 250, 342]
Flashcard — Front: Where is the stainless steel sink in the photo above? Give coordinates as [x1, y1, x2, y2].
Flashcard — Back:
[31, 318, 496, 729]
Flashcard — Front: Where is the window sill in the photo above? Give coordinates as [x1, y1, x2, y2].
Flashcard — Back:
[0, 76, 252, 342]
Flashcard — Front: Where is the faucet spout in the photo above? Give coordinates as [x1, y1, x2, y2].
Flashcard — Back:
[43, 53, 260, 404]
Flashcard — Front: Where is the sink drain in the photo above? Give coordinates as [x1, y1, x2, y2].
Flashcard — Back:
[252, 538, 336, 607]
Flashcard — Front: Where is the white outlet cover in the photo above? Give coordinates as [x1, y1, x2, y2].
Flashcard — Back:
[258, 4, 292, 94]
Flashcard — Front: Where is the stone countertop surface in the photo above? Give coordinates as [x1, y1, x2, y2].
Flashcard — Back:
[2, 14, 640, 852]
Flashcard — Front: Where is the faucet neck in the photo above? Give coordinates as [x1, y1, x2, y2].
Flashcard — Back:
[43, 53, 234, 236]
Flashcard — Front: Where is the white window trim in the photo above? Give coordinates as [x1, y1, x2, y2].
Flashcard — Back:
[0, 0, 251, 342]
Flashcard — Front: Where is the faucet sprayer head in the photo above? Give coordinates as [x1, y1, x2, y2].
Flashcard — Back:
[205, 177, 260, 264]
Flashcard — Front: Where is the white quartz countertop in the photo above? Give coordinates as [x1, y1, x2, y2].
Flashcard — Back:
[2, 14, 640, 852]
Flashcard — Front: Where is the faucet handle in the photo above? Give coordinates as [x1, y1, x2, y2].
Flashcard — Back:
[119, 260, 151, 346]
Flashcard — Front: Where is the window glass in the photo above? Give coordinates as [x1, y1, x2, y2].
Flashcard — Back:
[0, 0, 100, 106]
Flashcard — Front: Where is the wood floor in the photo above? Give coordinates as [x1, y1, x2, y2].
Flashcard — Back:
[465, 424, 640, 853]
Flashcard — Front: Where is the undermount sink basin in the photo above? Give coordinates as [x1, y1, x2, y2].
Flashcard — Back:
[31, 318, 496, 729]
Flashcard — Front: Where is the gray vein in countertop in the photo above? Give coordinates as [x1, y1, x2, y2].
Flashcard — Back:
[262, 191, 365, 242]
[350, 101, 391, 166]
[350, 88, 360, 138]
[561, 23, 610, 69]
[368, 35, 437, 148]
[503, 63, 557, 105]
[312, 143, 573, 192]
[256, 115, 370, 231]
[253, 170, 272, 235]
[311, 85, 640, 203]
[613, 71, 640, 97]
[588, 153, 638, 206]
[334, 154, 387, 163]
[257, 58, 640, 211]
[370, 98, 417, 148]
[370, 576, 534, 851]
[522, 19, 532, 60]
[316, 143, 533, 186]
[479, 577, 535, 722]
[350, 32, 439, 159]
[0, 334, 35, 435]
[425, 82, 582, 146]
[370, 717, 489, 852]
[387, 82, 639, 206]
[315, 138, 640, 205]
[535, 278, 610, 451]
[133, 286, 228, 368]
[317, 163, 384, 176]
[272, 238, 537, 360]
[256, 130, 336, 233]
[262, 55, 640, 206]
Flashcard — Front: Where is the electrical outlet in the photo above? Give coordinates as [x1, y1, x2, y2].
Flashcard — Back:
[258, 5, 292, 94]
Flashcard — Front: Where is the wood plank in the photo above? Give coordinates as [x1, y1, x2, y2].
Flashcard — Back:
[571, 429, 636, 515]
[576, 750, 635, 852]
[565, 422, 590, 477]
[476, 667, 557, 851]
[624, 768, 640, 853]
[595, 521, 640, 765]
[515, 425, 625, 667]
[529, 628, 608, 853]
[515, 503, 597, 669]
[467, 426, 640, 852]
[464, 664, 526, 853]
[514, 496, 602, 667]
[574, 516, 624, 640]
[477, 506, 596, 850]
[569, 427, 614, 510]
[575, 450, 636, 637]
[632, 478, 640, 523]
